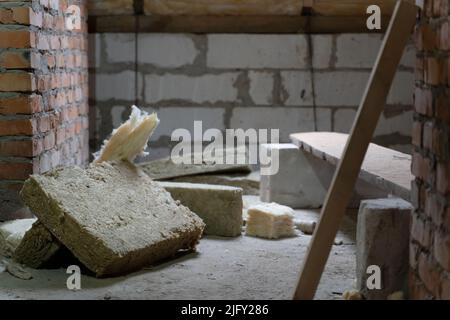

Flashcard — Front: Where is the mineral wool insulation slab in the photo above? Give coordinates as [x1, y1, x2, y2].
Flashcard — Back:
[14, 221, 63, 269]
[159, 181, 243, 237]
[20, 161, 205, 277]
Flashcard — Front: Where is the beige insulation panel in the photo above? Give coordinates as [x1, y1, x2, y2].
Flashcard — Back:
[20, 161, 205, 277]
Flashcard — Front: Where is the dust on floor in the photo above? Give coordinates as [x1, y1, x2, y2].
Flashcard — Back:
[0, 197, 357, 300]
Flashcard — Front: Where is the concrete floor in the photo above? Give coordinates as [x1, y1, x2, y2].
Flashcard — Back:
[0, 196, 357, 300]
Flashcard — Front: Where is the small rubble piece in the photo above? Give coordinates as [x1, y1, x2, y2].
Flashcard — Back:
[140, 147, 251, 181]
[6, 260, 33, 280]
[159, 182, 243, 237]
[0, 218, 36, 257]
[246, 202, 296, 239]
[294, 220, 316, 235]
[14, 221, 63, 268]
[20, 161, 205, 277]
[94, 105, 159, 163]
[387, 291, 405, 300]
[342, 290, 365, 300]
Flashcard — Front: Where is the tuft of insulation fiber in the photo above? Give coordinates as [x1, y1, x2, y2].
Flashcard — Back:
[342, 290, 365, 300]
[246, 202, 296, 239]
[95, 105, 159, 163]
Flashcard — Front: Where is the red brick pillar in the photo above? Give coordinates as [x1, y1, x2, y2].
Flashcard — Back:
[410, 0, 450, 299]
[0, 0, 89, 221]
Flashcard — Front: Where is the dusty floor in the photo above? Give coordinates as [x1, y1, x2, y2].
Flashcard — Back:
[0, 196, 357, 300]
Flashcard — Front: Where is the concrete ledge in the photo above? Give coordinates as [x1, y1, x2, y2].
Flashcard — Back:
[260, 143, 387, 209]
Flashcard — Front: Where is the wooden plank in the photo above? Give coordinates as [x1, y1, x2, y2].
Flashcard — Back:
[292, 0, 418, 300]
[290, 132, 412, 201]
[89, 15, 390, 33]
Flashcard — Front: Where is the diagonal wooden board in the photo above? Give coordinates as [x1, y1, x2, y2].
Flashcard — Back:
[290, 132, 413, 201]
[293, 0, 418, 300]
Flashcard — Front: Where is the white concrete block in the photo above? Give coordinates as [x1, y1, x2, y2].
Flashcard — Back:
[142, 106, 226, 142]
[95, 71, 136, 101]
[333, 108, 356, 133]
[229, 107, 332, 141]
[111, 105, 127, 128]
[335, 34, 382, 68]
[281, 71, 313, 106]
[375, 111, 413, 137]
[104, 33, 136, 64]
[142, 73, 239, 104]
[399, 42, 416, 69]
[88, 33, 101, 69]
[387, 71, 414, 105]
[248, 71, 274, 105]
[356, 198, 412, 300]
[312, 35, 333, 69]
[260, 144, 327, 208]
[207, 34, 309, 69]
[334, 108, 412, 144]
[138, 34, 199, 68]
[314, 71, 370, 106]
[335, 34, 415, 70]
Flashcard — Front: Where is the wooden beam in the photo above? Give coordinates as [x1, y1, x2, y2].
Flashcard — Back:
[312, 0, 398, 16]
[88, 15, 391, 33]
[292, 0, 417, 300]
[88, 0, 403, 17]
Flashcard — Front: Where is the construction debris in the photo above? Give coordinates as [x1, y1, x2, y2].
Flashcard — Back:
[170, 171, 259, 195]
[387, 291, 405, 300]
[294, 220, 316, 235]
[342, 290, 364, 300]
[0, 218, 36, 257]
[6, 260, 33, 280]
[140, 147, 251, 180]
[246, 203, 296, 239]
[94, 105, 159, 163]
[14, 221, 63, 268]
[20, 161, 205, 277]
[159, 182, 243, 237]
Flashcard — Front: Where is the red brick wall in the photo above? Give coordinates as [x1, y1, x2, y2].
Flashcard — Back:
[410, 0, 450, 299]
[0, 0, 89, 221]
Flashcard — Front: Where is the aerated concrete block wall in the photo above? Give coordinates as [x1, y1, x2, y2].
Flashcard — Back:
[89, 32, 415, 160]
[0, 0, 89, 221]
